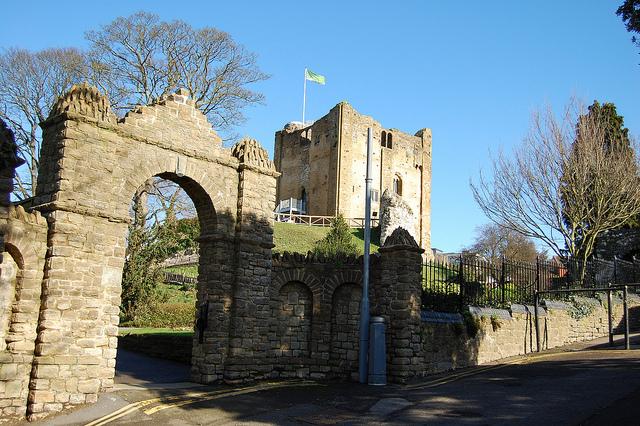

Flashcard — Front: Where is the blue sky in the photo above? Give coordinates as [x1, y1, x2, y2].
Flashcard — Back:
[2, 1, 638, 252]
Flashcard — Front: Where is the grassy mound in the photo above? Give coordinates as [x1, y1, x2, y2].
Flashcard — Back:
[273, 222, 379, 255]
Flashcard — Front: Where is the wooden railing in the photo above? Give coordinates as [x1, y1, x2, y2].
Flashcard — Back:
[273, 212, 379, 228]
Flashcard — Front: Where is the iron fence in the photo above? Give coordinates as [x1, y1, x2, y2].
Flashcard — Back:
[422, 255, 640, 312]
[164, 272, 198, 286]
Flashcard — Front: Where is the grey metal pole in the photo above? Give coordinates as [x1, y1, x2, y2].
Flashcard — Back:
[358, 127, 373, 383]
[534, 291, 541, 353]
[624, 285, 630, 350]
[607, 283, 614, 347]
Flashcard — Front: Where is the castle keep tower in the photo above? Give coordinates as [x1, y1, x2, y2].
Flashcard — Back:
[274, 102, 432, 253]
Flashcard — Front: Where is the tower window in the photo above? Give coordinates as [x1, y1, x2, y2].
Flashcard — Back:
[393, 175, 402, 196]
[387, 133, 393, 149]
[381, 131, 387, 148]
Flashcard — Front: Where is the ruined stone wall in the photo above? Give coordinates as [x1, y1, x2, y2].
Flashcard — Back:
[379, 190, 417, 246]
[274, 102, 432, 253]
[421, 298, 639, 373]
[274, 107, 340, 216]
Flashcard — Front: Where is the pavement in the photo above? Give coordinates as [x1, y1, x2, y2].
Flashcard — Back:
[17, 335, 640, 425]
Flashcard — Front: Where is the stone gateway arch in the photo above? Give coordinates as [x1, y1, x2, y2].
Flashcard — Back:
[0, 85, 279, 420]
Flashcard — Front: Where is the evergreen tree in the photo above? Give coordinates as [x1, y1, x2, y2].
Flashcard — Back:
[579, 101, 631, 153]
[617, 0, 640, 50]
[313, 215, 358, 258]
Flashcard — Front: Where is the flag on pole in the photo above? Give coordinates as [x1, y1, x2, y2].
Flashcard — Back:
[305, 69, 326, 85]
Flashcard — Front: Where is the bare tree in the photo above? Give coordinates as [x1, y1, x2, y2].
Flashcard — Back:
[0, 48, 86, 199]
[2, 13, 267, 200]
[85, 12, 268, 134]
[467, 223, 542, 264]
[471, 101, 640, 267]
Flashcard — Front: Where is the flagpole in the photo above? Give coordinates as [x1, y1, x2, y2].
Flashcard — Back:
[302, 68, 307, 126]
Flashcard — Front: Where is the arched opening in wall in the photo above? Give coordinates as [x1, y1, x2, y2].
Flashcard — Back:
[0, 246, 22, 352]
[116, 173, 216, 383]
[273, 281, 313, 366]
[387, 133, 393, 149]
[393, 175, 403, 196]
[329, 283, 362, 379]
[381, 131, 387, 148]
[300, 187, 307, 214]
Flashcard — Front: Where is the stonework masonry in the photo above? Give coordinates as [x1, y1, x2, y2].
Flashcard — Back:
[274, 102, 432, 255]
[0, 85, 279, 421]
[0, 86, 636, 423]
[421, 297, 640, 373]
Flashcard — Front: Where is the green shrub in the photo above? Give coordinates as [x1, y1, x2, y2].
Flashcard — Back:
[567, 296, 595, 320]
[313, 214, 359, 258]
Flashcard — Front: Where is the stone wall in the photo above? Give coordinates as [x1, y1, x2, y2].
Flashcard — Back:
[0, 119, 49, 421]
[0, 85, 279, 421]
[421, 297, 639, 373]
[269, 252, 369, 380]
[0, 206, 48, 420]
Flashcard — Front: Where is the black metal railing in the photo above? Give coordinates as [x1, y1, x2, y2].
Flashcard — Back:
[423, 255, 640, 312]
[164, 272, 198, 286]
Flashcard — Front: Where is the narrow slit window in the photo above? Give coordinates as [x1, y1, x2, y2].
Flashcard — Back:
[393, 175, 402, 196]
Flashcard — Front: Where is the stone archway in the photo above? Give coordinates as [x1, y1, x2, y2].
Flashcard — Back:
[17, 85, 278, 420]
[0, 206, 47, 419]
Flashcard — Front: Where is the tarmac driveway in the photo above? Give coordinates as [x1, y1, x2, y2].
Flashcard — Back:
[23, 335, 640, 425]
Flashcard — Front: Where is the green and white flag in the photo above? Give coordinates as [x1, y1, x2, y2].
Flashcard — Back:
[305, 69, 326, 85]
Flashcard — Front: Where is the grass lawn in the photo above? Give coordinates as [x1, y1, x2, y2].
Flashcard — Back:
[273, 221, 380, 255]
[165, 264, 198, 277]
[154, 282, 197, 304]
[118, 327, 194, 336]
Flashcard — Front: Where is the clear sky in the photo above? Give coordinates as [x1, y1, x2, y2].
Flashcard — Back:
[2, 1, 638, 252]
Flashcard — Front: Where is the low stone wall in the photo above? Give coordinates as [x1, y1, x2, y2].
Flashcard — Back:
[422, 296, 640, 373]
[118, 334, 193, 364]
[267, 252, 370, 381]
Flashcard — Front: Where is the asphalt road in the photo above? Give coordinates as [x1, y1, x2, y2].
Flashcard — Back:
[23, 336, 640, 426]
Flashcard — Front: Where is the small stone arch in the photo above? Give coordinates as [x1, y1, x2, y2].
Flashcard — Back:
[272, 269, 323, 293]
[0, 206, 47, 419]
[273, 281, 314, 362]
[0, 208, 47, 354]
[0, 245, 20, 352]
[325, 270, 362, 298]
[393, 174, 403, 196]
[329, 282, 362, 378]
